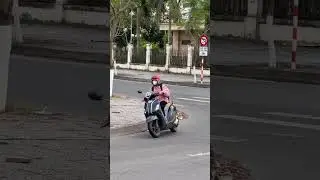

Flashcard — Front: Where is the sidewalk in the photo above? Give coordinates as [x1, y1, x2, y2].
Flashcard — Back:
[211, 39, 320, 67]
[110, 96, 145, 131]
[110, 94, 188, 135]
[212, 150, 253, 180]
[115, 69, 210, 88]
[0, 110, 109, 179]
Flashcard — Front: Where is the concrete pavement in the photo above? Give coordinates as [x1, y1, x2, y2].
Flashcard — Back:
[2, 55, 109, 179]
[7, 55, 109, 117]
[111, 79, 210, 180]
[211, 76, 320, 180]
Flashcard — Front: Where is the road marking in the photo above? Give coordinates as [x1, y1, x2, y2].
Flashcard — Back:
[211, 135, 248, 143]
[192, 97, 210, 100]
[187, 152, 210, 157]
[177, 97, 209, 103]
[213, 114, 320, 131]
[269, 132, 304, 138]
[264, 112, 320, 120]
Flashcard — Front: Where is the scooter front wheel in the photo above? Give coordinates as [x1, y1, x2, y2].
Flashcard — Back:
[148, 120, 161, 138]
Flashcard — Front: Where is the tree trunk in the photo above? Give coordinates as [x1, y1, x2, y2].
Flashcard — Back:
[0, 0, 13, 112]
[167, 0, 172, 45]
[168, 7, 172, 45]
[136, 6, 141, 54]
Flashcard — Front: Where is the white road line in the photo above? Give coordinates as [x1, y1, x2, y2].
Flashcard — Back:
[213, 114, 320, 131]
[264, 112, 320, 120]
[177, 97, 210, 103]
[192, 97, 210, 100]
[187, 152, 210, 157]
[211, 135, 248, 143]
[269, 133, 304, 138]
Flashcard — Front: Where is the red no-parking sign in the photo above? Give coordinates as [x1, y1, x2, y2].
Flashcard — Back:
[199, 34, 208, 56]
[199, 34, 208, 47]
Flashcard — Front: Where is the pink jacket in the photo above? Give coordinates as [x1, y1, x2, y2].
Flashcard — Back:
[152, 84, 171, 103]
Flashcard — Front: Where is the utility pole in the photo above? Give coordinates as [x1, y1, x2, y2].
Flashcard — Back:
[267, 0, 276, 68]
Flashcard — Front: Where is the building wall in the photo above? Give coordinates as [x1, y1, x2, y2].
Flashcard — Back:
[19, 1, 108, 26]
[171, 30, 192, 55]
[210, 0, 320, 44]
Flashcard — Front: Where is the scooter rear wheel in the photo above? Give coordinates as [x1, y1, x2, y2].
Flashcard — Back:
[148, 120, 160, 138]
[170, 118, 179, 132]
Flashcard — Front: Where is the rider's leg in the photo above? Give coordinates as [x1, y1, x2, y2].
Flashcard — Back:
[160, 101, 167, 115]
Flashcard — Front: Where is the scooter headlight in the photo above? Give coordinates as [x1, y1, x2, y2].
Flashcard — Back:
[155, 104, 160, 110]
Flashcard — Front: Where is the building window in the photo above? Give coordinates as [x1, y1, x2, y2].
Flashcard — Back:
[181, 40, 191, 45]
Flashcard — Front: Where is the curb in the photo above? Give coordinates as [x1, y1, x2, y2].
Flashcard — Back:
[11, 45, 109, 65]
[212, 65, 320, 85]
[110, 122, 147, 136]
[115, 75, 210, 88]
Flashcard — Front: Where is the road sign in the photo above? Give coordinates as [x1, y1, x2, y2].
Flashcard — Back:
[199, 46, 208, 56]
[199, 34, 208, 47]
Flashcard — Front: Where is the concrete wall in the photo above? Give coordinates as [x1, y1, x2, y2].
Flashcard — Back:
[172, 30, 193, 55]
[0, 25, 12, 112]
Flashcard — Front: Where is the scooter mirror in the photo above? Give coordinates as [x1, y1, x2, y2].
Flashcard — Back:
[88, 91, 104, 101]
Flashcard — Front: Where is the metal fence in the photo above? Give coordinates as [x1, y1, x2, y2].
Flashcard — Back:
[114, 47, 208, 69]
[262, 0, 320, 21]
[132, 48, 146, 64]
[19, 0, 56, 8]
[211, 0, 248, 18]
[150, 49, 166, 66]
[114, 48, 127, 64]
[193, 48, 209, 69]
[170, 50, 188, 68]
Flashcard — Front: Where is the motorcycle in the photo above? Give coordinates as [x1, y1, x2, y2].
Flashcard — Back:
[138, 90, 182, 138]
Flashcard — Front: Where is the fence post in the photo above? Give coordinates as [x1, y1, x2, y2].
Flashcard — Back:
[165, 44, 171, 70]
[146, 43, 151, 69]
[187, 45, 193, 73]
[112, 44, 118, 75]
[127, 43, 133, 68]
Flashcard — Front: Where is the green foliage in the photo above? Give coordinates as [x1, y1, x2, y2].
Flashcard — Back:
[183, 0, 209, 42]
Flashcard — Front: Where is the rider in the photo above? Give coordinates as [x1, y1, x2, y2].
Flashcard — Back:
[151, 74, 171, 116]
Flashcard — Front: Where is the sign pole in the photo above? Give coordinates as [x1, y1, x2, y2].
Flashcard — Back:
[200, 57, 204, 84]
[199, 34, 208, 84]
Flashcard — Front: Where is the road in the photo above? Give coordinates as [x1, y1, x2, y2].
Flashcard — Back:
[111, 80, 210, 180]
[211, 76, 320, 180]
[8, 54, 320, 179]
[7, 55, 109, 117]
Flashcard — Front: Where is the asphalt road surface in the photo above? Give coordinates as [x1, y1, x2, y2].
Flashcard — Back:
[111, 80, 210, 180]
[7, 55, 109, 117]
[211, 76, 320, 180]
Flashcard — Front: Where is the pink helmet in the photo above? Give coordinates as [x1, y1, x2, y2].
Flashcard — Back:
[151, 74, 161, 81]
